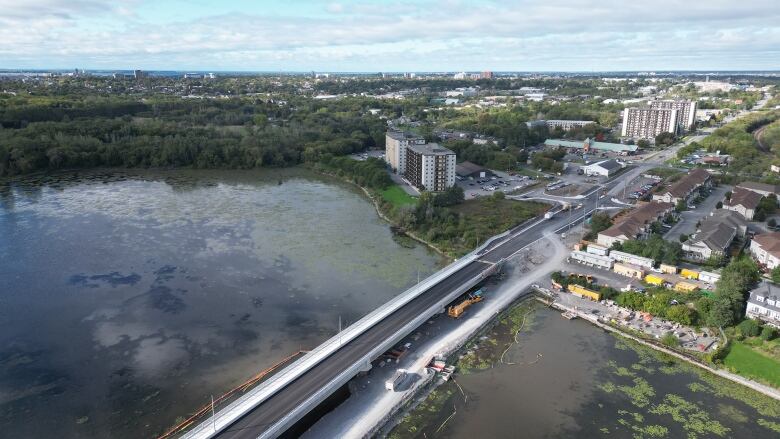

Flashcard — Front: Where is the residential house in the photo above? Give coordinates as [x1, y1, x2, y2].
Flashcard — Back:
[745, 282, 780, 328]
[749, 231, 780, 269]
[652, 168, 712, 204]
[736, 181, 780, 198]
[723, 187, 763, 220]
[682, 209, 746, 261]
[596, 202, 675, 247]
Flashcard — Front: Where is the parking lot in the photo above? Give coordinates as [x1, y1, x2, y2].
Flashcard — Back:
[664, 185, 731, 241]
[617, 175, 661, 204]
[457, 170, 537, 199]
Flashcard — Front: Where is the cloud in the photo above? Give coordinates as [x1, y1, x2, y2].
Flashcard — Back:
[0, 0, 778, 70]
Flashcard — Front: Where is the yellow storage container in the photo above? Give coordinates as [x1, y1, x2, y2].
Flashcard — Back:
[567, 284, 601, 301]
[674, 282, 699, 293]
[660, 264, 678, 274]
[680, 269, 699, 280]
[644, 274, 665, 286]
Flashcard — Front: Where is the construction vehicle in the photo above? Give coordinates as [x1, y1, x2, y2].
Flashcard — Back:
[447, 290, 484, 318]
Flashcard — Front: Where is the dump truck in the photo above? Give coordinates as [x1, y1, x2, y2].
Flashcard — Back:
[447, 290, 484, 318]
[680, 269, 699, 280]
[644, 274, 665, 286]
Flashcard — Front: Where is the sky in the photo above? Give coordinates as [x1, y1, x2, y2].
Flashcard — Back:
[1, 0, 779, 72]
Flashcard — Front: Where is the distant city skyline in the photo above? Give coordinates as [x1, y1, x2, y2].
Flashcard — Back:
[1, 0, 779, 71]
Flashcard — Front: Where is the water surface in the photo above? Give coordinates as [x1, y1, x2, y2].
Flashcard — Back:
[0, 168, 441, 438]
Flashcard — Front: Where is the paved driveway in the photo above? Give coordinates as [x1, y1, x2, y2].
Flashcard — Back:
[664, 185, 732, 241]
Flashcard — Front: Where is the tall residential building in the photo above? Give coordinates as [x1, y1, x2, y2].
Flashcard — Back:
[621, 108, 678, 139]
[404, 143, 456, 192]
[385, 131, 425, 174]
[480, 71, 494, 79]
[650, 100, 697, 132]
[133, 69, 146, 79]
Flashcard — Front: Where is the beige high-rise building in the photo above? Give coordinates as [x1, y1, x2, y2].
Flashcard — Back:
[621, 108, 679, 139]
[649, 100, 697, 132]
[385, 131, 425, 174]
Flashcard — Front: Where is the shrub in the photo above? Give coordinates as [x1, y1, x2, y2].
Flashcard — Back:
[737, 318, 762, 337]
[661, 332, 680, 347]
[761, 326, 778, 341]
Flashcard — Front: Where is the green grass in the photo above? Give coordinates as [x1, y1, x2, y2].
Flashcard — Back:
[381, 185, 417, 207]
[724, 341, 780, 388]
[648, 167, 683, 180]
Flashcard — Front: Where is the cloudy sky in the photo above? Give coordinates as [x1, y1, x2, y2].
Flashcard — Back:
[1, 0, 779, 71]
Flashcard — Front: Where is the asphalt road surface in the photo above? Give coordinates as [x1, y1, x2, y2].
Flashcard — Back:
[215, 187, 605, 439]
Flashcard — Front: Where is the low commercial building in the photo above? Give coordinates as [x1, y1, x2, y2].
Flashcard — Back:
[455, 161, 492, 179]
[723, 187, 763, 220]
[597, 202, 675, 247]
[745, 282, 780, 327]
[581, 159, 624, 177]
[674, 282, 699, 293]
[568, 284, 601, 301]
[404, 143, 457, 192]
[652, 168, 712, 204]
[543, 138, 638, 155]
[660, 264, 678, 274]
[682, 210, 746, 261]
[749, 231, 780, 269]
[736, 181, 780, 198]
[613, 263, 645, 279]
[609, 250, 654, 269]
[570, 250, 613, 270]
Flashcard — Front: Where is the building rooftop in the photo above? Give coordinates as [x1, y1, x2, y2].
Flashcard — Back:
[752, 232, 780, 259]
[661, 168, 711, 198]
[455, 161, 487, 176]
[726, 187, 763, 210]
[544, 138, 638, 153]
[737, 181, 780, 195]
[407, 142, 455, 156]
[599, 202, 674, 239]
[693, 209, 746, 251]
[748, 282, 780, 313]
[587, 159, 623, 172]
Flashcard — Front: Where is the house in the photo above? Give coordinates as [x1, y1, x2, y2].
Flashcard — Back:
[749, 231, 780, 269]
[596, 202, 675, 247]
[652, 168, 712, 204]
[723, 187, 763, 220]
[682, 210, 746, 261]
[745, 282, 780, 327]
[581, 159, 624, 177]
[736, 181, 780, 198]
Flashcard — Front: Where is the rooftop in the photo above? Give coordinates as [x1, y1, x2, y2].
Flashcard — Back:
[692, 209, 746, 251]
[586, 159, 623, 172]
[386, 130, 424, 141]
[748, 282, 780, 313]
[737, 181, 780, 195]
[752, 232, 780, 259]
[726, 187, 763, 210]
[407, 142, 455, 156]
[661, 168, 711, 198]
[599, 201, 674, 239]
[455, 160, 487, 176]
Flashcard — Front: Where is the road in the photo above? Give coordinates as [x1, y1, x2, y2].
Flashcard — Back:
[214, 189, 605, 439]
[664, 185, 731, 241]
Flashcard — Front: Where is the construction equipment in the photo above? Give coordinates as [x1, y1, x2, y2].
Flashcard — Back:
[448, 290, 484, 318]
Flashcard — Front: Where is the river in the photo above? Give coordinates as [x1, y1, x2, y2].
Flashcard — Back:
[389, 301, 780, 439]
[0, 168, 442, 438]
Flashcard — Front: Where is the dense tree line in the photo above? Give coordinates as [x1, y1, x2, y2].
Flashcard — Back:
[0, 96, 387, 177]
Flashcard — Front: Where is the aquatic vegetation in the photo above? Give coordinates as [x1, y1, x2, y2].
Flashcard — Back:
[717, 404, 748, 423]
[617, 377, 656, 408]
[758, 418, 780, 433]
[686, 382, 709, 393]
[650, 394, 730, 438]
[599, 382, 617, 394]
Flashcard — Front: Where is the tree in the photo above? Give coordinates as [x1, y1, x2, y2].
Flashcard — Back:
[771, 267, 780, 284]
[725, 191, 732, 201]
[661, 332, 680, 347]
[679, 234, 688, 243]
[637, 139, 651, 149]
[585, 212, 612, 240]
[675, 200, 687, 212]
[655, 132, 676, 147]
[716, 201, 723, 209]
[666, 304, 696, 326]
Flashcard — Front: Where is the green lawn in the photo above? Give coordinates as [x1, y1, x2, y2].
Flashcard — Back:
[724, 341, 780, 388]
[648, 167, 683, 180]
[381, 185, 417, 207]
